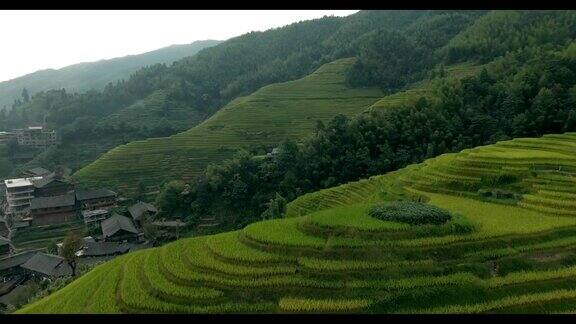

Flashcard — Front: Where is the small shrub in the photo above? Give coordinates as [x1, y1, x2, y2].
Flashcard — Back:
[368, 201, 451, 225]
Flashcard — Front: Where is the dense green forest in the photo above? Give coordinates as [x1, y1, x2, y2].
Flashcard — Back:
[153, 10, 576, 230]
[0, 10, 483, 175]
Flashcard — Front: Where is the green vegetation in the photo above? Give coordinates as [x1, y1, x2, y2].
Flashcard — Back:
[17, 132, 576, 314]
[150, 27, 576, 233]
[3, 11, 458, 178]
[73, 58, 384, 194]
[11, 10, 576, 314]
[368, 201, 451, 225]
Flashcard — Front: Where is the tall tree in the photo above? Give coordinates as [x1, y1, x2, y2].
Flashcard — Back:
[61, 231, 82, 277]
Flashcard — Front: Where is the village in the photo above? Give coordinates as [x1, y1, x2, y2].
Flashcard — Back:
[0, 144, 190, 311]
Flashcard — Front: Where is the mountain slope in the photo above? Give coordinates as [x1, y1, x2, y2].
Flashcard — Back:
[0, 40, 222, 110]
[1, 10, 485, 181]
[72, 58, 384, 193]
[19, 132, 576, 314]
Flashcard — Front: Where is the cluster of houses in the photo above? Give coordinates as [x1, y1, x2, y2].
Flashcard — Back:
[0, 164, 194, 310]
[0, 177, 163, 309]
[2, 167, 118, 227]
[0, 200, 159, 280]
[0, 167, 162, 297]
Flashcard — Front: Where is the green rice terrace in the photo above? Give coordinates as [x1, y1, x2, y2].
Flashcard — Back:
[72, 58, 384, 195]
[71, 58, 481, 196]
[18, 132, 576, 314]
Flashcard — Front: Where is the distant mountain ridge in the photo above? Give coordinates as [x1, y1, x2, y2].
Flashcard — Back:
[0, 39, 222, 110]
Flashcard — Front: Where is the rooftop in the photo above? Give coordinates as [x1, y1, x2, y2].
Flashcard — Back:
[4, 177, 42, 189]
[128, 201, 158, 222]
[76, 188, 117, 201]
[101, 214, 139, 239]
[82, 209, 110, 218]
[32, 176, 70, 189]
[24, 167, 52, 177]
[0, 251, 37, 271]
[21, 253, 72, 277]
[30, 193, 76, 210]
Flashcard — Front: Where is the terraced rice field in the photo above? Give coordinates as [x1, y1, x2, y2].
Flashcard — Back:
[72, 59, 483, 196]
[367, 62, 484, 112]
[72, 58, 385, 194]
[18, 132, 576, 313]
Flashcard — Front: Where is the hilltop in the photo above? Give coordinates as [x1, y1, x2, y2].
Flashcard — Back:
[19, 132, 576, 313]
[0, 40, 221, 110]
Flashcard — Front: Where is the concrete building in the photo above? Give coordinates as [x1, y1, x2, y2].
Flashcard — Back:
[13, 126, 57, 148]
[20, 253, 72, 279]
[3, 177, 42, 216]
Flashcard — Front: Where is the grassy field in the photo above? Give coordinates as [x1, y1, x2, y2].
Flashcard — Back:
[18, 132, 576, 314]
[72, 58, 385, 195]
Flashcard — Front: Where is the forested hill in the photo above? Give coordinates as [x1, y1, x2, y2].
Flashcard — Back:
[0, 10, 485, 176]
[137, 9, 576, 230]
[0, 40, 221, 110]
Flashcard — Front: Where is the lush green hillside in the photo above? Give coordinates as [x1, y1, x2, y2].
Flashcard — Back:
[0, 40, 221, 110]
[72, 58, 384, 194]
[366, 62, 483, 112]
[1, 10, 486, 184]
[19, 132, 576, 314]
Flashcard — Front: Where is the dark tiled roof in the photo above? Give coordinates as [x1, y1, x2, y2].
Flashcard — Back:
[30, 193, 76, 210]
[25, 167, 51, 177]
[76, 188, 117, 201]
[101, 214, 139, 239]
[82, 241, 132, 257]
[21, 253, 72, 277]
[32, 176, 70, 189]
[128, 201, 158, 222]
[0, 251, 37, 271]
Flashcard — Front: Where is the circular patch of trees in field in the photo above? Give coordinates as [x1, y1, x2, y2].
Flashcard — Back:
[368, 201, 452, 225]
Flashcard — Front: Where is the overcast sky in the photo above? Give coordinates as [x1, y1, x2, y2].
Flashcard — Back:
[0, 10, 358, 82]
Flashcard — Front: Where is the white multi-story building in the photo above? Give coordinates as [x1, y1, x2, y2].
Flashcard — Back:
[14, 126, 57, 148]
[4, 177, 42, 216]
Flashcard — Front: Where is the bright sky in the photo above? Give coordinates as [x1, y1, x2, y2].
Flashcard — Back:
[0, 10, 358, 82]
